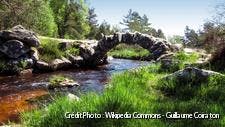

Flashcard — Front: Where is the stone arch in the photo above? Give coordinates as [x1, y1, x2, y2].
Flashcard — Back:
[79, 32, 176, 65]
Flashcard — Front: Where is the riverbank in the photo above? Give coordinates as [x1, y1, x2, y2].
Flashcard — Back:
[20, 52, 225, 127]
[0, 59, 149, 125]
[21, 65, 225, 127]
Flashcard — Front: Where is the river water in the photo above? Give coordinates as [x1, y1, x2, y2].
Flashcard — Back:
[0, 58, 150, 125]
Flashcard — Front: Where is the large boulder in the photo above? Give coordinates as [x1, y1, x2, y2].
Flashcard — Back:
[50, 57, 72, 70]
[30, 48, 39, 61]
[67, 55, 84, 67]
[35, 61, 51, 71]
[0, 40, 30, 58]
[163, 67, 223, 85]
[1, 25, 40, 47]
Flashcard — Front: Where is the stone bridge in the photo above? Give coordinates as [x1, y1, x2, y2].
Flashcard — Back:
[79, 32, 178, 65]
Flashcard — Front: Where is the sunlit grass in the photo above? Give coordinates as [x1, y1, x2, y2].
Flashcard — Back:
[21, 59, 225, 127]
[39, 37, 79, 62]
[20, 46, 225, 127]
[108, 44, 150, 59]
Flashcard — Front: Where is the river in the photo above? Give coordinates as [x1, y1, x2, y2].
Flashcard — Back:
[0, 58, 150, 125]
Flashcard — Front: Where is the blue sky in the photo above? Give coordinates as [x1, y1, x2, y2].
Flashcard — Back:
[88, 0, 222, 36]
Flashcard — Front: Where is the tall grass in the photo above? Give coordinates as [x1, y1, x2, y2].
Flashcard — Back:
[160, 51, 199, 72]
[39, 38, 64, 62]
[39, 37, 79, 62]
[108, 44, 150, 59]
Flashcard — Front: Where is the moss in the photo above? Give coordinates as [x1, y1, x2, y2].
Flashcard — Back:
[48, 75, 74, 87]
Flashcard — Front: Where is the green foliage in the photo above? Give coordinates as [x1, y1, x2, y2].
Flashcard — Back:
[184, 26, 200, 47]
[208, 46, 225, 72]
[174, 51, 199, 68]
[49, 0, 90, 39]
[22, 63, 225, 127]
[86, 8, 99, 39]
[49, 75, 66, 86]
[65, 47, 79, 56]
[18, 60, 28, 70]
[49, 75, 73, 87]
[0, 0, 57, 37]
[39, 38, 64, 62]
[95, 21, 113, 39]
[39, 37, 80, 62]
[0, 59, 7, 72]
[120, 9, 165, 38]
[159, 51, 199, 73]
[168, 35, 184, 44]
[121, 9, 151, 33]
[108, 44, 150, 59]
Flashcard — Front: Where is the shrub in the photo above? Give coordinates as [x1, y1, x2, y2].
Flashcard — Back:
[209, 46, 225, 72]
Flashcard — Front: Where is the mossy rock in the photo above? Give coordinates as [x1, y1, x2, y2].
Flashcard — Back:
[48, 75, 79, 89]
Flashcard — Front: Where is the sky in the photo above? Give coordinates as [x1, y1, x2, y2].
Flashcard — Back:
[88, 0, 223, 36]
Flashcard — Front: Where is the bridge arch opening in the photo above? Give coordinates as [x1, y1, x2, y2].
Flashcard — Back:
[108, 43, 151, 60]
[79, 32, 177, 65]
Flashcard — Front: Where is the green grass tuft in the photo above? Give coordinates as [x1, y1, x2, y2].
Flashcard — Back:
[160, 51, 199, 73]
[108, 44, 150, 59]
[39, 37, 80, 62]
[39, 38, 64, 62]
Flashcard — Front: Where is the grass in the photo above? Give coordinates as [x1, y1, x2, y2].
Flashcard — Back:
[39, 38, 64, 62]
[160, 51, 199, 72]
[21, 54, 225, 127]
[108, 44, 150, 59]
[0, 59, 28, 73]
[39, 37, 80, 62]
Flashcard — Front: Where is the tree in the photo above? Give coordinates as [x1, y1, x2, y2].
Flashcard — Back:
[0, 0, 57, 36]
[120, 9, 151, 33]
[214, 2, 225, 25]
[198, 22, 225, 51]
[168, 35, 184, 44]
[184, 26, 200, 47]
[49, 0, 90, 39]
[86, 8, 98, 39]
[120, 9, 165, 38]
[95, 21, 112, 40]
[156, 29, 165, 39]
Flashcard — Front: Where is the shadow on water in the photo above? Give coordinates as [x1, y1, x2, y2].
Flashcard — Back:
[0, 58, 150, 125]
